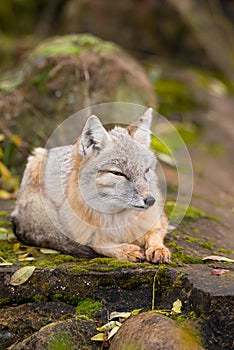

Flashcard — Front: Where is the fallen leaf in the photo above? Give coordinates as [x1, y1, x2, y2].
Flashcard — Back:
[211, 269, 231, 276]
[203, 255, 234, 263]
[0, 257, 13, 266]
[152, 310, 170, 316]
[109, 312, 131, 320]
[91, 333, 105, 341]
[96, 321, 121, 332]
[10, 266, 36, 286]
[0, 161, 11, 178]
[108, 326, 121, 340]
[0, 189, 12, 199]
[131, 308, 143, 316]
[11, 134, 23, 147]
[0, 134, 6, 142]
[18, 255, 35, 262]
[172, 299, 182, 314]
[40, 248, 60, 254]
[13, 243, 20, 253]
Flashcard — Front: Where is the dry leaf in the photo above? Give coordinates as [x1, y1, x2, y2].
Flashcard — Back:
[172, 299, 182, 314]
[203, 255, 234, 263]
[108, 326, 121, 340]
[91, 333, 105, 341]
[96, 321, 121, 332]
[152, 310, 170, 316]
[0, 257, 13, 266]
[13, 243, 20, 253]
[40, 248, 60, 254]
[0, 161, 11, 178]
[10, 266, 36, 286]
[11, 134, 23, 147]
[18, 254, 35, 262]
[0, 189, 12, 199]
[131, 309, 143, 316]
[109, 312, 131, 320]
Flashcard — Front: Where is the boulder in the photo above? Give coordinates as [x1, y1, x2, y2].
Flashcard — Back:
[110, 312, 204, 350]
[0, 34, 156, 174]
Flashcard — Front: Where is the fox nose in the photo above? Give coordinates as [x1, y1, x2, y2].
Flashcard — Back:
[144, 196, 155, 207]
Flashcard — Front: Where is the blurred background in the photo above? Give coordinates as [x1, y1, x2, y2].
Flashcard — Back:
[0, 0, 233, 248]
[0, 0, 234, 74]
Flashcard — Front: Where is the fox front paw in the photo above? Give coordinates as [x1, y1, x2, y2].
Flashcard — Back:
[117, 244, 145, 262]
[145, 245, 170, 264]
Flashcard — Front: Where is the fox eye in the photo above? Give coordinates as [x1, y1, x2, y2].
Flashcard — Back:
[145, 168, 150, 173]
[110, 171, 126, 177]
[109, 170, 129, 180]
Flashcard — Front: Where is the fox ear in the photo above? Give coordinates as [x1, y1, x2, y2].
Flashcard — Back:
[129, 108, 152, 148]
[78, 115, 109, 157]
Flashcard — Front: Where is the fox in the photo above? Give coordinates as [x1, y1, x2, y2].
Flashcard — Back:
[11, 108, 170, 263]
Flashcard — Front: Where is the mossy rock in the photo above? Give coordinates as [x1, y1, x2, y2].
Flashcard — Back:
[110, 312, 204, 350]
[8, 316, 98, 350]
[0, 34, 156, 175]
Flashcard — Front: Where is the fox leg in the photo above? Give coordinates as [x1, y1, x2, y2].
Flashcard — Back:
[94, 243, 145, 262]
[143, 213, 171, 263]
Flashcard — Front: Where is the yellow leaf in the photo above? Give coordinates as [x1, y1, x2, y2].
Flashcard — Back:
[108, 326, 121, 340]
[11, 134, 23, 147]
[0, 147, 4, 159]
[96, 321, 121, 332]
[13, 243, 20, 253]
[10, 266, 36, 286]
[172, 299, 182, 314]
[0, 161, 11, 178]
[0, 190, 12, 199]
[91, 333, 105, 341]
[40, 248, 60, 254]
[0, 134, 5, 142]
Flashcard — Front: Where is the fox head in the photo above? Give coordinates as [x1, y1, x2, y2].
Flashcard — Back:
[77, 108, 159, 214]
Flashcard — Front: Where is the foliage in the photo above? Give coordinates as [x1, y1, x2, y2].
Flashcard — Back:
[0, 132, 22, 198]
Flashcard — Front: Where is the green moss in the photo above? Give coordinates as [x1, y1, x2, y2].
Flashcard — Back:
[48, 332, 75, 350]
[0, 297, 11, 306]
[69, 257, 151, 274]
[166, 202, 217, 222]
[33, 294, 46, 302]
[198, 241, 214, 250]
[172, 251, 202, 264]
[217, 248, 233, 254]
[75, 298, 101, 318]
[154, 79, 198, 116]
[30, 34, 118, 59]
[53, 294, 80, 306]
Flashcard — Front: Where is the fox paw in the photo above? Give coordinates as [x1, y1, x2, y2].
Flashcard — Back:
[145, 245, 170, 264]
[117, 244, 145, 262]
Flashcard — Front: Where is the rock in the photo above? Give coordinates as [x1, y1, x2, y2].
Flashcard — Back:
[0, 34, 156, 175]
[0, 302, 75, 347]
[0, 262, 233, 350]
[109, 312, 205, 350]
[8, 316, 98, 350]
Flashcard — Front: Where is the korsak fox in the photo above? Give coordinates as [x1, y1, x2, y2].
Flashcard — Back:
[11, 108, 170, 263]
